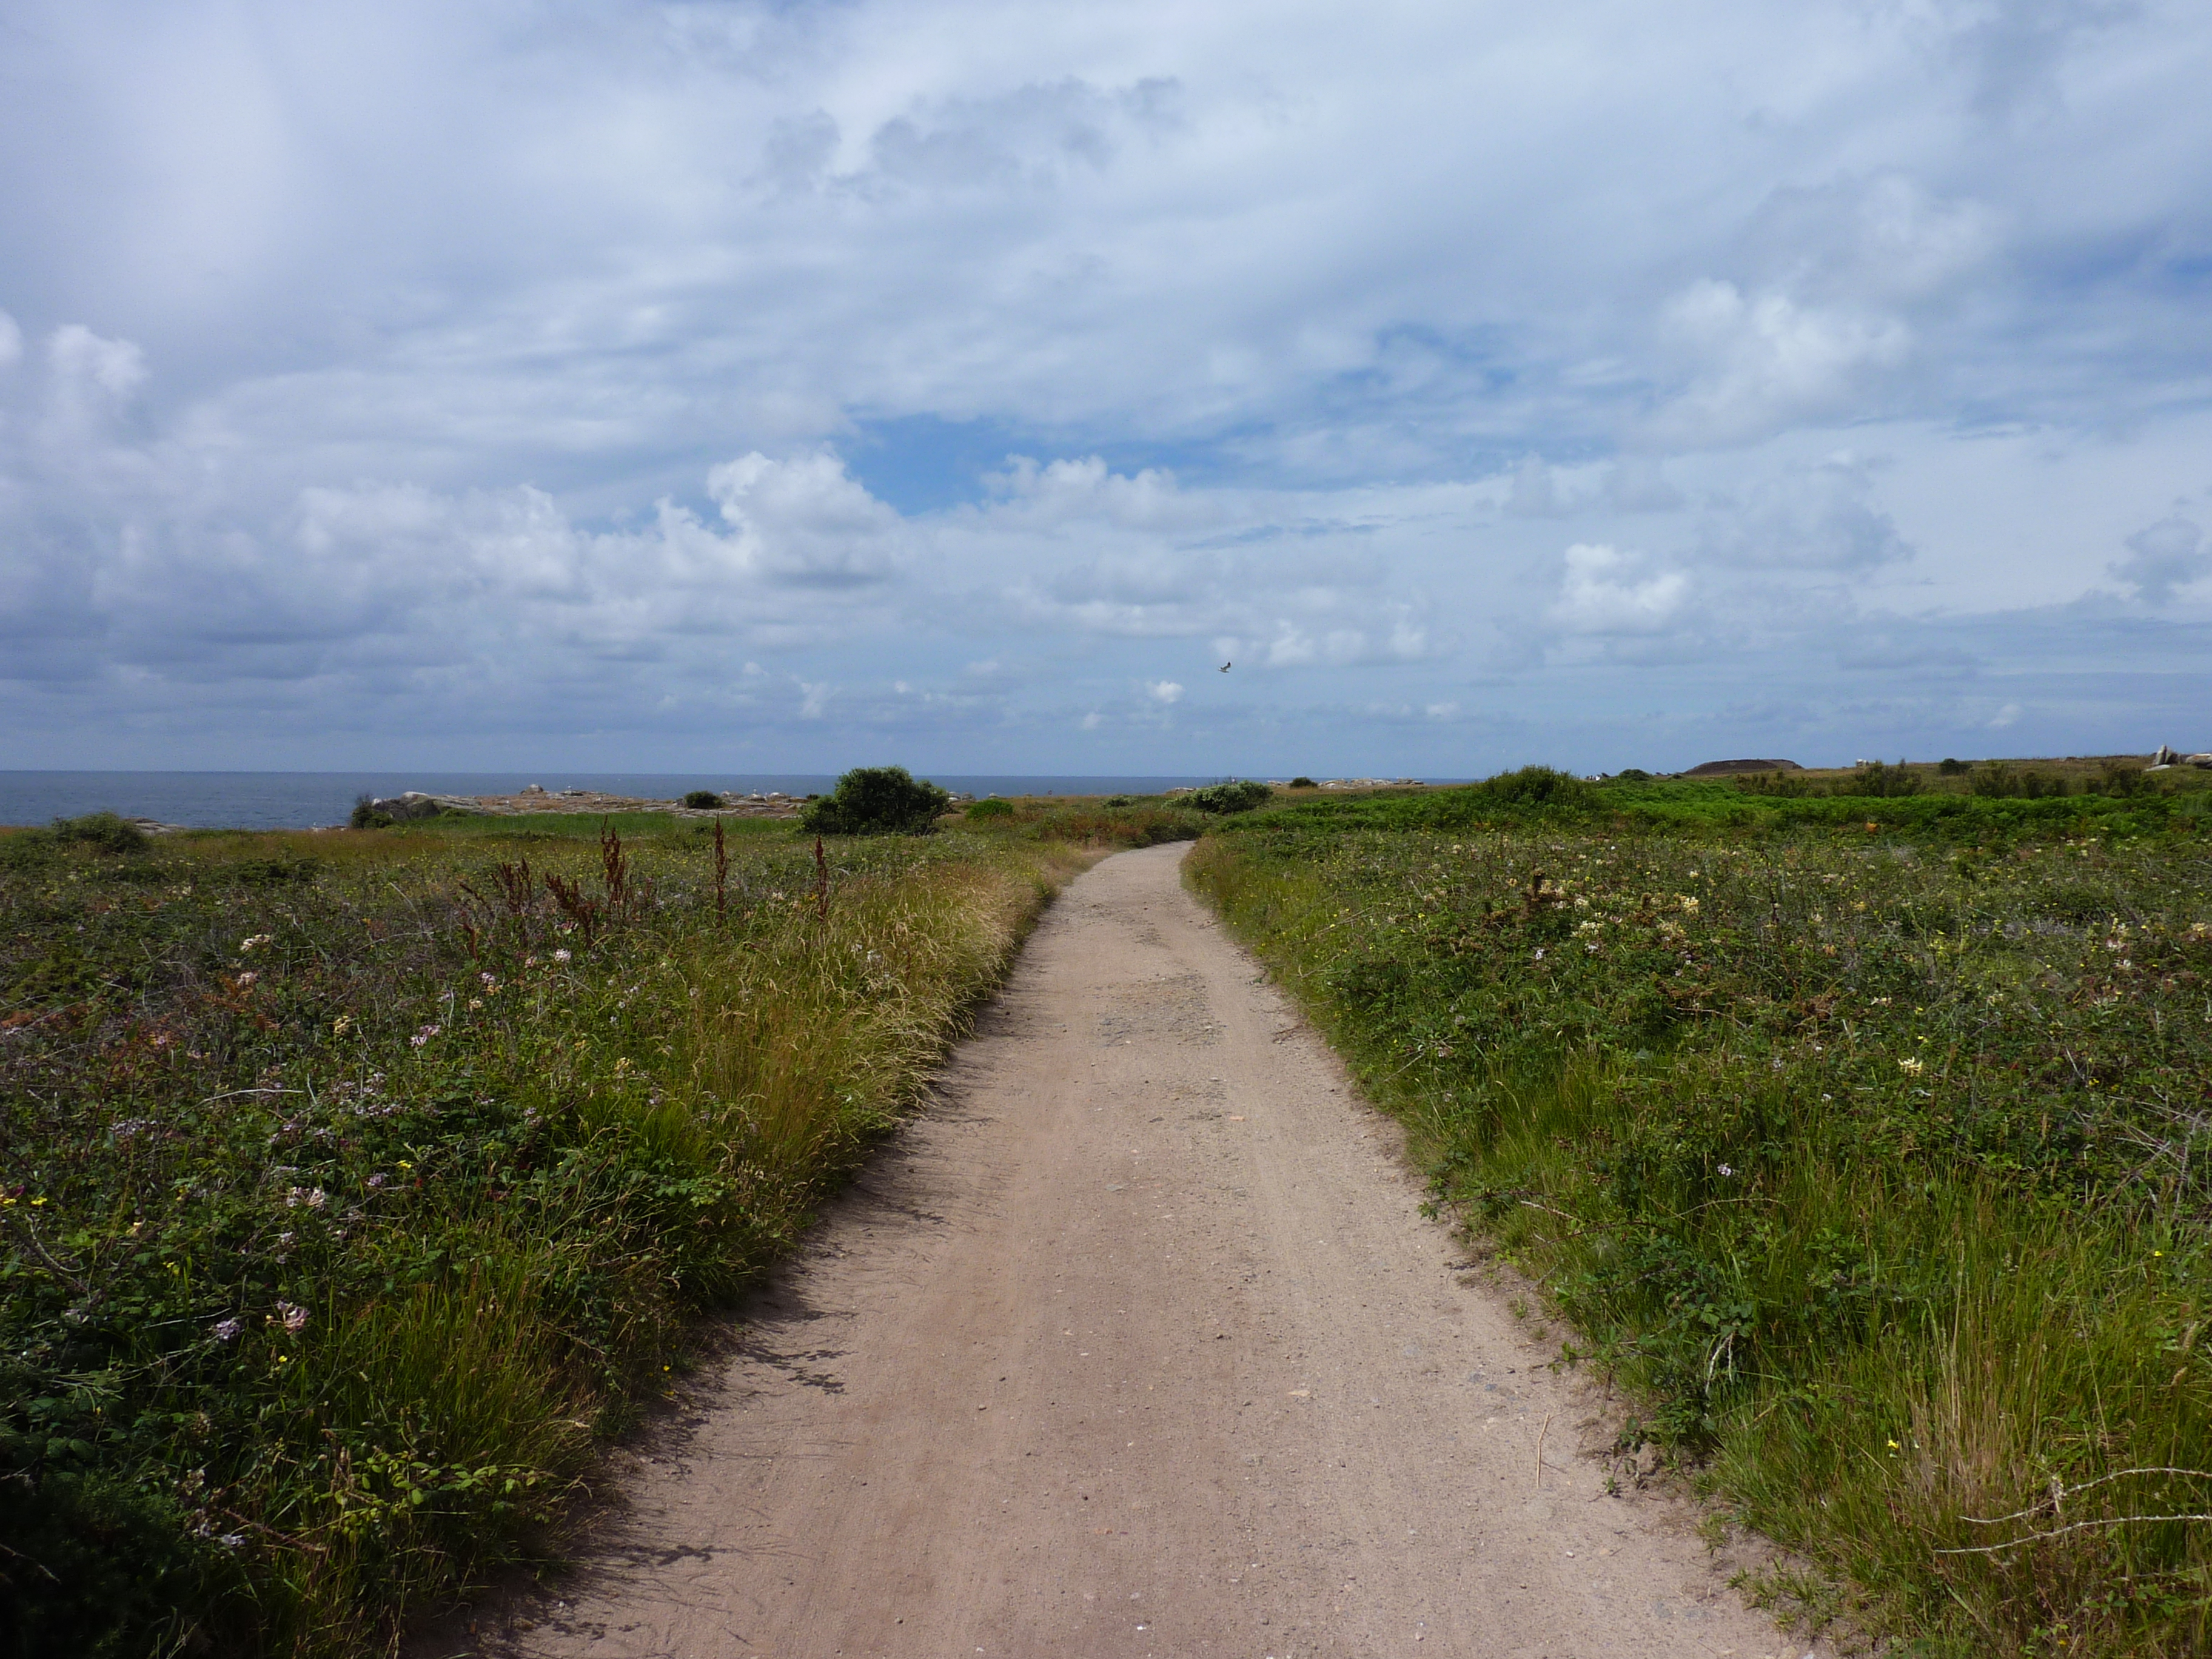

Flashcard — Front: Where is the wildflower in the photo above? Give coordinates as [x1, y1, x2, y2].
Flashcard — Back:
[1899, 1057, 1926, 1076]
[1717, 1164, 1735, 1177]
[218, 1533, 246, 1550]
[367, 1173, 387, 1189]
[212, 1317, 242, 1342]
[1573, 895, 1590, 910]
[235, 971, 258, 988]
[332, 1014, 352, 1036]
[240, 933, 274, 952]
[284, 1186, 327, 1210]
[411, 1024, 441, 1047]
[1677, 896, 1700, 914]
[554, 948, 572, 964]
[277, 1301, 308, 1335]
[480, 972, 498, 990]
[468, 997, 483, 1010]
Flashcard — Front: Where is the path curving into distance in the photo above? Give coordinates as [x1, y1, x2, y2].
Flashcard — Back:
[479, 842, 1814, 1659]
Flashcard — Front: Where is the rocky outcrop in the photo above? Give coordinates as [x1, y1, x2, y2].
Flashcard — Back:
[366, 792, 484, 821]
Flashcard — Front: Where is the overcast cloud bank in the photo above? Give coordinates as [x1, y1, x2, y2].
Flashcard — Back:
[2, 0, 2209, 773]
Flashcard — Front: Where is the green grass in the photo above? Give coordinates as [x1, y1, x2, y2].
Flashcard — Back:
[1188, 771, 2212, 1656]
[0, 813, 1128, 1658]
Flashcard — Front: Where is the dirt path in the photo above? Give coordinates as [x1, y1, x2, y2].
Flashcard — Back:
[484, 843, 1812, 1658]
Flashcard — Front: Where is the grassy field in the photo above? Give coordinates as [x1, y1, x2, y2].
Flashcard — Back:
[1188, 769, 2212, 1656]
[0, 803, 1186, 1659]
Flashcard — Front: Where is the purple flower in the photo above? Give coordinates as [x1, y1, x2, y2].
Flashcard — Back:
[213, 1317, 242, 1342]
[277, 1301, 308, 1335]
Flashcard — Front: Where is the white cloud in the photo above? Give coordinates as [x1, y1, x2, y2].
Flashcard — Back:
[1145, 679, 1184, 703]
[1550, 543, 1690, 635]
[1695, 453, 1914, 572]
[0, 0, 2209, 769]
[707, 452, 905, 588]
[1652, 280, 1910, 449]
[2111, 516, 2206, 605]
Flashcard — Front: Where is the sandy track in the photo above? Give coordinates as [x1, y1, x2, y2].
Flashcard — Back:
[481, 843, 1809, 1659]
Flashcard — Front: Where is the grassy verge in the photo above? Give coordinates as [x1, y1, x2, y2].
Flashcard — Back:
[0, 808, 1157, 1658]
[1188, 772, 2212, 1656]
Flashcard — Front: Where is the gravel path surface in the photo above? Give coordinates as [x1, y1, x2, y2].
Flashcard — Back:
[478, 842, 1813, 1658]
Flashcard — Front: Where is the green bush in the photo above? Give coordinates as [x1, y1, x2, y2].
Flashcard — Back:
[1187, 780, 1273, 814]
[49, 812, 149, 854]
[966, 797, 1015, 820]
[1839, 759, 1923, 797]
[1473, 765, 1593, 811]
[1731, 769, 1812, 797]
[682, 791, 722, 809]
[1289, 776, 1318, 789]
[1938, 756, 1969, 776]
[1971, 762, 2067, 799]
[800, 766, 952, 836]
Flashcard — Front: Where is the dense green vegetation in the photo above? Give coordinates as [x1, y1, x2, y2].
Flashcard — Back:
[0, 806, 1181, 1658]
[1190, 771, 2212, 1656]
[797, 764, 950, 834]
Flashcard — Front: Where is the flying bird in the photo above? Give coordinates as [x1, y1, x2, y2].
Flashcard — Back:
[1218, 660, 1232, 672]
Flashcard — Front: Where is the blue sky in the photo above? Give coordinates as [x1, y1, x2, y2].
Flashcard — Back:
[2, 0, 2209, 776]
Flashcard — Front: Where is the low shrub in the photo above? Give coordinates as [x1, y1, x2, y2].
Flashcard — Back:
[1187, 780, 1273, 814]
[1839, 759, 1923, 797]
[49, 811, 150, 854]
[1289, 776, 1318, 789]
[966, 797, 1015, 820]
[682, 790, 722, 809]
[1473, 764, 1593, 811]
[1971, 762, 2068, 799]
[800, 766, 952, 836]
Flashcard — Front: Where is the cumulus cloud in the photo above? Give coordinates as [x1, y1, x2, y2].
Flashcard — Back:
[708, 452, 906, 588]
[2112, 517, 2207, 605]
[1145, 679, 1184, 703]
[0, 0, 2209, 768]
[1550, 543, 1690, 635]
[1695, 454, 1914, 572]
[1650, 280, 1911, 448]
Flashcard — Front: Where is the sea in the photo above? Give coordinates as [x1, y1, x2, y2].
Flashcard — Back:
[0, 772, 1252, 831]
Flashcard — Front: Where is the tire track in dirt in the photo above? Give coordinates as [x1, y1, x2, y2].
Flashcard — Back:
[466, 842, 1816, 1658]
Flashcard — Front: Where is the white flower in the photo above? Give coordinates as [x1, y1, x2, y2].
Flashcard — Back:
[553, 948, 572, 964]
[284, 1186, 327, 1210]
[239, 934, 274, 952]
[235, 971, 257, 988]
[276, 1301, 309, 1335]
[1899, 1057, 1926, 1076]
[1717, 1164, 1734, 1177]
[411, 1023, 441, 1048]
